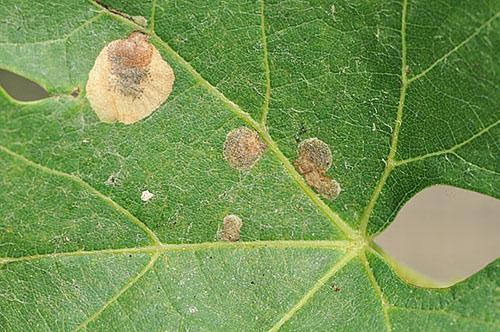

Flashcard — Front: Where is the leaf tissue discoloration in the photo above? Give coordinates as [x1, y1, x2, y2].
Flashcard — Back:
[304, 172, 341, 200]
[221, 214, 243, 242]
[295, 138, 333, 174]
[295, 138, 341, 200]
[86, 32, 175, 124]
[107, 32, 153, 98]
[141, 190, 154, 202]
[223, 127, 266, 171]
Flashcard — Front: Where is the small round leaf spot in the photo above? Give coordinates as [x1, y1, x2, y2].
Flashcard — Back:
[295, 138, 333, 174]
[221, 214, 243, 242]
[141, 190, 154, 202]
[223, 127, 266, 171]
[86, 32, 175, 124]
[295, 138, 340, 200]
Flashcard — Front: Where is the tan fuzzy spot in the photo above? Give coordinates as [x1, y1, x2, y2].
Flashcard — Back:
[295, 138, 341, 200]
[223, 127, 266, 171]
[304, 172, 341, 200]
[221, 214, 243, 242]
[86, 32, 175, 124]
[295, 138, 332, 173]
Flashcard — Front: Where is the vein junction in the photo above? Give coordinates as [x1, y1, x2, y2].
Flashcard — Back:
[0, 1, 498, 330]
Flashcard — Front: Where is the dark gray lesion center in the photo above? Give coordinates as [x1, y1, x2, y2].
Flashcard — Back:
[108, 65, 150, 99]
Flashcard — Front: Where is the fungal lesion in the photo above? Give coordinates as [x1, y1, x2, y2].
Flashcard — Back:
[86, 31, 175, 124]
[219, 214, 243, 242]
[107, 32, 153, 98]
[294, 138, 341, 200]
[223, 127, 266, 171]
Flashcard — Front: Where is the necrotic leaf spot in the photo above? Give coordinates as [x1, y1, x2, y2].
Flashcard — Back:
[141, 190, 154, 202]
[221, 214, 243, 242]
[223, 127, 266, 171]
[295, 138, 341, 200]
[295, 138, 332, 174]
[304, 173, 341, 200]
[86, 32, 175, 124]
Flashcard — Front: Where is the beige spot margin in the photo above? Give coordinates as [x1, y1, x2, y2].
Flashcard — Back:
[86, 32, 175, 124]
[295, 138, 341, 200]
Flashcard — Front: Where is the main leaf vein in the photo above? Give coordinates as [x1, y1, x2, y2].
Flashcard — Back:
[0, 240, 351, 265]
[0, 144, 161, 245]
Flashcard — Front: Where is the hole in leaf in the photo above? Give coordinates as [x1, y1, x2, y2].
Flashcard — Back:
[375, 185, 500, 286]
[0, 69, 49, 101]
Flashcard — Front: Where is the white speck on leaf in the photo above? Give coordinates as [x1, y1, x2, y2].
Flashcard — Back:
[141, 190, 154, 202]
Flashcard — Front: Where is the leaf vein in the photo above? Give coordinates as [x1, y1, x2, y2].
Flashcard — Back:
[149, 0, 157, 33]
[0, 12, 103, 46]
[0, 240, 351, 265]
[394, 119, 500, 166]
[0, 144, 162, 245]
[358, 0, 409, 235]
[408, 11, 500, 83]
[89, 1, 356, 238]
[361, 251, 392, 332]
[259, 0, 271, 126]
[73, 253, 160, 331]
[268, 250, 358, 331]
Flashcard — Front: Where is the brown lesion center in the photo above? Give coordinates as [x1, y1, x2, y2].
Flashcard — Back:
[107, 32, 154, 98]
[294, 138, 341, 200]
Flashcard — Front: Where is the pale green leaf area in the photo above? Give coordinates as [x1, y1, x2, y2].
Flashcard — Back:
[0, 0, 498, 330]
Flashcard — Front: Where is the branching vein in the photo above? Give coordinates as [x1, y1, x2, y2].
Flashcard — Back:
[73, 253, 160, 330]
[358, 0, 409, 235]
[88, 0, 357, 239]
[0, 144, 162, 245]
[268, 250, 358, 331]
[409, 11, 500, 83]
[361, 251, 392, 332]
[394, 119, 500, 166]
[0, 240, 351, 265]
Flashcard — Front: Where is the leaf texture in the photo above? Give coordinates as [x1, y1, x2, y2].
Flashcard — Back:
[0, 0, 498, 331]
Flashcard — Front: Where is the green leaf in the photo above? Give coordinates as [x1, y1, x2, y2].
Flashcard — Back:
[0, 0, 498, 331]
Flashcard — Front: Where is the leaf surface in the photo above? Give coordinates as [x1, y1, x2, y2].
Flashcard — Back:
[0, 0, 498, 331]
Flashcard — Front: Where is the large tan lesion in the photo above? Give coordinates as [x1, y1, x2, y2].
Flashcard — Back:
[86, 32, 175, 124]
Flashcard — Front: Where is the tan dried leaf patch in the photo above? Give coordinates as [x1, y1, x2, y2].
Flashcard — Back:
[295, 138, 341, 200]
[221, 214, 243, 242]
[86, 32, 175, 124]
[223, 127, 266, 171]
